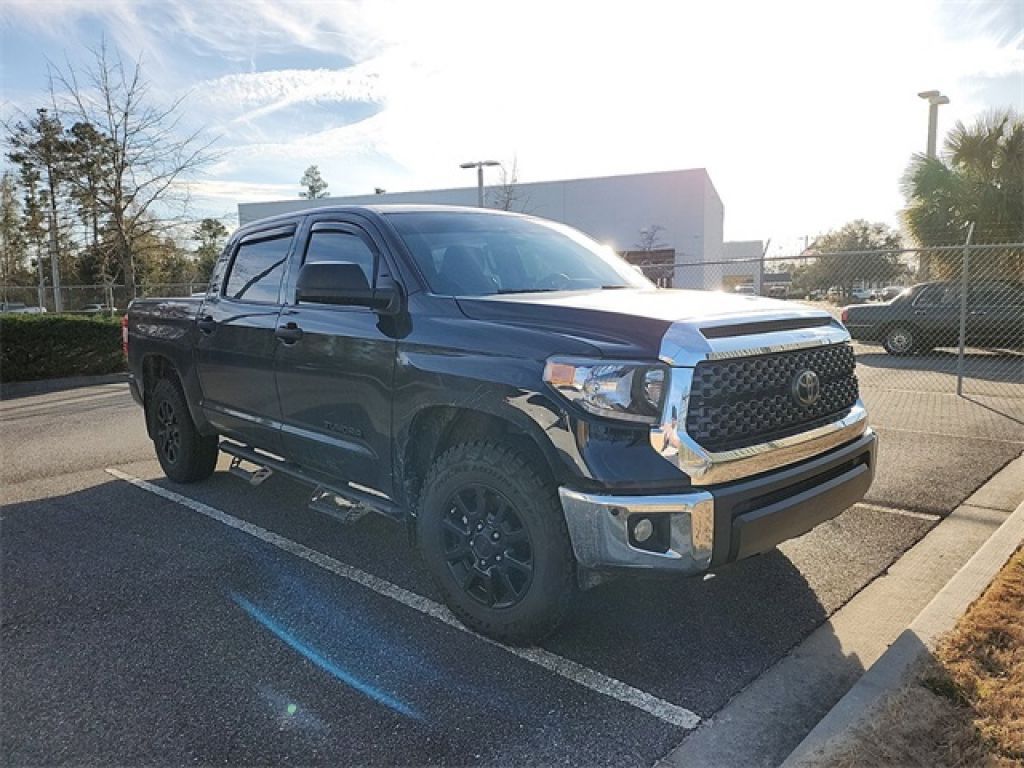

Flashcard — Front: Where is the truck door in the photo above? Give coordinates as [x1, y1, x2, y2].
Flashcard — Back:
[196, 224, 295, 453]
[273, 217, 398, 494]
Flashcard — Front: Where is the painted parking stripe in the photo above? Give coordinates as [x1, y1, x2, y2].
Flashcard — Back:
[105, 467, 701, 730]
[871, 425, 1024, 446]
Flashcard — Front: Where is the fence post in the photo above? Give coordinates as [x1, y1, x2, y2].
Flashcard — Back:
[956, 223, 975, 397]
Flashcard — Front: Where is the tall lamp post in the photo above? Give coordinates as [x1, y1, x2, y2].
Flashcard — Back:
[917, 90, 949, 158]
[460, 160, 500, 207]
[915, 91, 950, 286]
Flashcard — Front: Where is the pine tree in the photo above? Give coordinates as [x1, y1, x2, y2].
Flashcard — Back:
[299, 165, 330, 199]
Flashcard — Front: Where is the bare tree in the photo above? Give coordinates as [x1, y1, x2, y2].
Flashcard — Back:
[488, 158, 531, 212]
[47, 40, 218, 298]
[635, 224, 668, 252]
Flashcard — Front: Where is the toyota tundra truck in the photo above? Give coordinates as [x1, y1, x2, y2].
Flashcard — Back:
[126, 205, 876, 643]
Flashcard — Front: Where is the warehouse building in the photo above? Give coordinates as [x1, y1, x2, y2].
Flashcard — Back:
[237, 168, 724, 288]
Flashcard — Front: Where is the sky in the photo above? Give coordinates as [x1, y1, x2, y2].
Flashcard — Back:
[1, 0, 1021, 254]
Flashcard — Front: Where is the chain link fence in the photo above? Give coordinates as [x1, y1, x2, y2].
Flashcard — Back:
[671, 243, 1023, 408]
[0, 283, 203, 314]
[5, 245, 1021, 406]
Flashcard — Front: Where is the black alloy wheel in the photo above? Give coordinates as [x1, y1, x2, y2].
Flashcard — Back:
[148, 377, 219, 483]
[441, 484, 534, 608]
[155, 398, 182, 465]
[417, 440, 575, 643]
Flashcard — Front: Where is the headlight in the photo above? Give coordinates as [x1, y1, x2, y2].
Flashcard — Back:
[543, 358, 668, 423]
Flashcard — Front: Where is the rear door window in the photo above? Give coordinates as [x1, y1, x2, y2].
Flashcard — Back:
[224, 232, 293, 303]
[971, 283, 1023, 307]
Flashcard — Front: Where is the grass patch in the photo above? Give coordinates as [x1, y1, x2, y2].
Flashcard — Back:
[809, 549, 1024, 767]
[936, 549, 1024, 763]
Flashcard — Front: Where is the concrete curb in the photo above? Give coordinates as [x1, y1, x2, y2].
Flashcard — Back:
[783, 497, 1024, 767]
[0, 372, 128, 400]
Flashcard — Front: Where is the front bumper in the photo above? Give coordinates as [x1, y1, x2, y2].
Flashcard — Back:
[559, 429, 876, 575]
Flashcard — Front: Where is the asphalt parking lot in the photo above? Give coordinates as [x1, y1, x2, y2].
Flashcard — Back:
[2, 368, 1022, 766]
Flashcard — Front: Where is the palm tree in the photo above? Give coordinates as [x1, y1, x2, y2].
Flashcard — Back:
[901, 109, 1023, 279]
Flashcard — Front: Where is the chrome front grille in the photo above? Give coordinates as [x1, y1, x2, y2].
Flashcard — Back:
[685, 344, 859, 452]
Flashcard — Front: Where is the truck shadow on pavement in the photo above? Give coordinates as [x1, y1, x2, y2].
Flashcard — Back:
[2, 476, 867, 766]
[548, 552, 853, 717]
[165, 468, 870, 723]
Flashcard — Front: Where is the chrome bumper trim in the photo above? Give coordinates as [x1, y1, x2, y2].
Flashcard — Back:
[650, 363, 869, 485]
[558, 488, 714, 573]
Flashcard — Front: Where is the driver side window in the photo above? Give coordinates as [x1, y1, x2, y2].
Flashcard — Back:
[304, 230, 377, 288]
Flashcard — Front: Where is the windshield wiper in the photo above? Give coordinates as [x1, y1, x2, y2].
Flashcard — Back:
[600, 285, 629, 290]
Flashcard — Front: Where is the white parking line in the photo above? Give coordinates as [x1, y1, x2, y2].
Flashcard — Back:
[856, 502, 942, 522]
[105, 467, 701, 730]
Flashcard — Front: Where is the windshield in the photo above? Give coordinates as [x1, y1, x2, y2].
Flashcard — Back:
[386, 211, 653, 296]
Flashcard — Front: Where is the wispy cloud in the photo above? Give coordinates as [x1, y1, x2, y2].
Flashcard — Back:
[192, 64, 384, 124]
[3, 0, 1021, 241]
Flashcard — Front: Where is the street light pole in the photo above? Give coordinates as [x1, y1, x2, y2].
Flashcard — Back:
[460, 160, 500, 207]
[917, 90, 950, 158]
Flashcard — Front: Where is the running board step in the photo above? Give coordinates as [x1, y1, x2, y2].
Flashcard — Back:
[309, 487, 370, 525]
[219, 440, 403, 523]
[228, 455, 274, 486]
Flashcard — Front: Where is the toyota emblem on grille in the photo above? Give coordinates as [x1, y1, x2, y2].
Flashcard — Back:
[791, 370, 820, 407]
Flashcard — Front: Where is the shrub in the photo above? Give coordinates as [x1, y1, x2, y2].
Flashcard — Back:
[0, 314, 126, 382]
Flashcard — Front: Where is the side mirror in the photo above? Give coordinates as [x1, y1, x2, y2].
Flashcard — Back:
[296, 261, 401, 314]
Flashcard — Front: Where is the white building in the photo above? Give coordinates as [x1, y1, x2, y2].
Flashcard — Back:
[719, 240, 765, 292]
[237, 168, 724, 288]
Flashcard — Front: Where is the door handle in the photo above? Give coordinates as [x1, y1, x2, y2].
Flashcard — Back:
[275, 321, 304, 344]
[913, 309, 928, 316]
[969, 310, 988, 316]
[197, 315, 217, 334]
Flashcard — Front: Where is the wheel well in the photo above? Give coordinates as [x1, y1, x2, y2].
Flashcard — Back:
[141, 355, 180, 404]
[401, 406, 556, 508]
[141, 356, 187, 440]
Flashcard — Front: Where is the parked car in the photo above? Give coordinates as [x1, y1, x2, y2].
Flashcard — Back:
[126, 205, 876, 642]
[842, 280, 1024, 355]
[1, 302, 46, 314]
[79, 303, 115, 315]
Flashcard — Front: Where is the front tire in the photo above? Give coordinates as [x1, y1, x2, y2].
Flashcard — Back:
[148, 378, 219, 483]
[418, 441, 575, 644]
[883, 325, 916, 355]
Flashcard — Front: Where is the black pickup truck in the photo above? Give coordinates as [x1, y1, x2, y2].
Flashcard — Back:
[126, 205, 876, 642]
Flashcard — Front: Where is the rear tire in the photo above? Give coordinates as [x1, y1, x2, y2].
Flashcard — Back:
[417, 441, 575, 644]
[883, 325, 916, 355]
[149, 378, 219, 483]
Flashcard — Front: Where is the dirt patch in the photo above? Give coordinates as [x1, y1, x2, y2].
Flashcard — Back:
[810, 549, 1024, 767]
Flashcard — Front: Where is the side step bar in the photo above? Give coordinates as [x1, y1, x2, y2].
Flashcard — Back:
[219, 440, 404, 523]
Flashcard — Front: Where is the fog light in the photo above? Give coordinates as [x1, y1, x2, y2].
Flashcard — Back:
[633, 517, 654, 543]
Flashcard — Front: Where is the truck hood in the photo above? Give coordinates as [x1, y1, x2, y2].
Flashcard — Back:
[456, 289, 838, 361]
